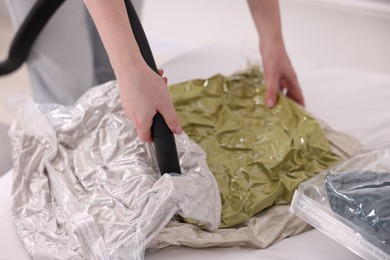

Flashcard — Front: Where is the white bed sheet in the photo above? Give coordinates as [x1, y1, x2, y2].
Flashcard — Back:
[1, 44, 390, 260]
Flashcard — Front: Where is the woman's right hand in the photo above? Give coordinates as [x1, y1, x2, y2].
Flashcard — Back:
[83, 0, 181, 143]
[117, 63, 182, 143]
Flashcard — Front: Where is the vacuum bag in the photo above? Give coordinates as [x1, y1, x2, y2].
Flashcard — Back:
[169, 68, 343, 227]
[291, 146, 390, 259]
[9, 68, 360, 259]
[8, 84, 221, 260]
[152, 110, 361, 250]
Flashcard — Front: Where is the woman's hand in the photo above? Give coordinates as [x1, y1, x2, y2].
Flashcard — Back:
[117, 65, 182, 143]
[83, 0, 181, 142]
[261, 42, 305, 108]
[247, 0, 305, 108]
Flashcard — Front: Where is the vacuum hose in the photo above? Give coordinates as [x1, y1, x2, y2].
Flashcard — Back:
[0, 0, 182, 175]
[124, 1, 181, 175]
[0, 0, 65, 75]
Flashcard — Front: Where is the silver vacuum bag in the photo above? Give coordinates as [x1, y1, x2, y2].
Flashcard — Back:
[8, 81, 221, 260]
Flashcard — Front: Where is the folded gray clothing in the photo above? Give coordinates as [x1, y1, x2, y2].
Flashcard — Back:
[325, 170, 390, 254]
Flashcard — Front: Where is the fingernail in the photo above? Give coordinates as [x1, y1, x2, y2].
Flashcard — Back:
[266, 99, 274, 108]
[175, 125, 183, 135]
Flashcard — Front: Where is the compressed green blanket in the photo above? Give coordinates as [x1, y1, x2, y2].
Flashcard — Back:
[170, 68, 341, 227]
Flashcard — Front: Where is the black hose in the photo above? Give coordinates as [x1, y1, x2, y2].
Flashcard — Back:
[0, 0, 181, 175]
[0, 0, 65, 75]
[124, 0, 181, 175]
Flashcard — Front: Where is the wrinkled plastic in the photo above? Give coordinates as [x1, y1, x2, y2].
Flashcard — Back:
[169, 68, 342, 227]
[291, 146, 390, 259]
[8, 82, 221, 260]
[151, 114, 361, 250]
[9, 68, 361, 259]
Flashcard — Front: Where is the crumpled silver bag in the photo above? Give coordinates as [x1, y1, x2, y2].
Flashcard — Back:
[9, 81, 221, 260]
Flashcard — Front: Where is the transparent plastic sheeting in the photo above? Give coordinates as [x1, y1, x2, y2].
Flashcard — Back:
[291, 146, 390, 260]
[8, 84, 221, 260]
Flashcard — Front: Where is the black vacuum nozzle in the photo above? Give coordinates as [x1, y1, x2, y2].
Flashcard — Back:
[124, 1, 181, 175]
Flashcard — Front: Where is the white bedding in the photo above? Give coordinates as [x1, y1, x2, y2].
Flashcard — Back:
[1, 44, 390, 260]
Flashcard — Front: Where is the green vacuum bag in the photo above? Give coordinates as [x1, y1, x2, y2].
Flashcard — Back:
[169, 68, 341, 227]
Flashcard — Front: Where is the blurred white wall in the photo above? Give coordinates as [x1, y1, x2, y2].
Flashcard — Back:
[142, 0, 258, 65]
[0, 0, 389, 124]
[143, 0, 390, 74]
[280, 0, 390, 74]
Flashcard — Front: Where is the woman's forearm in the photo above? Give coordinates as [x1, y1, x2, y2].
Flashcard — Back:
[247, 0, 284, 51]
[83, 0, 146, 78]
[247, 0, 304, 107]
[82, 0, 182, 142]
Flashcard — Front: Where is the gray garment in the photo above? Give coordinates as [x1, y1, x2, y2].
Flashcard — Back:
[5, 0, 143, 105]
[325, 170, 390, 254]
[0, 123, 12, 175]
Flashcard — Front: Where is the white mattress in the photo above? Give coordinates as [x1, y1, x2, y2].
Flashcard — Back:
[1, 44, 390, 260]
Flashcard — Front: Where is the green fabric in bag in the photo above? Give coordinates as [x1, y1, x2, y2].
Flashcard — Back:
[169, 68, 341, 228]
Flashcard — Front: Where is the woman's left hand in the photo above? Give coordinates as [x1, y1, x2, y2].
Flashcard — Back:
[260, 42, 305, 108]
